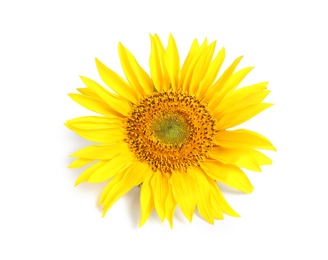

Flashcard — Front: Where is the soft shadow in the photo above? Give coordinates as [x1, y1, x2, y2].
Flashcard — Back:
[126, 187, 142, 228]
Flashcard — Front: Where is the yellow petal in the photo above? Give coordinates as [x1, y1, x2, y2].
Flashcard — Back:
[75, 85, 127, 118]
[153, 34, 170, 91]
[207, 66, 254, 111]
[101, 162, 152, 217]
[66, 116, 123, 130]
[196, 47, 225, 99]
[181, 39, 210, 92]
[164, 34, 180, 91]
[139, 175, 154, 227]
[88, 152, 134, 183]
[170, 171, 196, 222]
[74, 161, 107, 186]
[149, 34, 170, 92]
[98, 165, 126, 205]
[211, 192, 224, 220]
[203, 56, 243, 103]
[208, 147, 261, 172]
[77, 88, 98, 98]
[200, 160, 254, 193]
[68, 158, 94, 168]
[80, 76, 131, 116]
[179, 39, 200, 90]
[208, 178, 240, 217]
[235, 81, 268, 92]
[223, 81, 269, 102]
[212, 82, 269, 117]
[67, 122, 122, 131]
[251, 149, 272, 165]
[66, 124, 125, 144]
[209, 147, 272, 171]
[68, 93, 116, 116]
[189, 41, 216, 95]
[95, 58, 138, 103]
[149, 34, 163, 92]
[224, 90, 270, 113]
[165, 182, 176, 228]
[215, 103, 273, 129]
[118, 43, 153, 95]
[189, 167, 214, 224]
[150, 171, 169, 222]
[214, 129, 276, 151]
[70, 142, 128, 160]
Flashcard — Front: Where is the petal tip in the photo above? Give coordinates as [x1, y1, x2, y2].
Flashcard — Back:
[74, 180, 82, 187]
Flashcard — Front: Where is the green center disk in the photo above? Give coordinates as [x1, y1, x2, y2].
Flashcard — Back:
[152, 115, 190, 145]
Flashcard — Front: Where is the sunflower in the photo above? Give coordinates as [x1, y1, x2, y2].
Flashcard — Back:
[66, 34, 275, 227]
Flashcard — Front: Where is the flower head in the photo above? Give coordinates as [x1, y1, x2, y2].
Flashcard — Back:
[66, 34, 275, 227]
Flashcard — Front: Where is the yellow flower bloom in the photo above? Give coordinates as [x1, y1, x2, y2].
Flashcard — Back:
[66, 34, 275, 227]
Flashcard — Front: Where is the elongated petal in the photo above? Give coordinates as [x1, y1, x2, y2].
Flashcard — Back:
[98, 166, 126, 205]
[208, 178, 240, 217]
[189, 41, 216, 95]
[150, 171, 169, 222]
[179, 39, 200, 90]
[208, 67, 254, 111]
[77, 88, 98, 98]
[209, 147, 272, 171]
[208, 147, 261, 172]
[149, 35, 163, 92]
[139, 175, 154, 227]
[118, 43, 153, 95]
[251, 149, 272, 165]
[181, 39, 209, 92]
[68, 158, 94, 168]
[95, 58, 138, 103]
[68, 94, 116, 116]
[200, 160, 254, 193]
[149, 34, 170, 92]
[212, 84, 270, 117]
[164, 34, 180, 91]
[75, 161, 107, 186]
[153, 34, 170, 91]
[196, 47, 225, 99]
[189, 167, 214, 224]
[214, 129, 276, 151]
[215, 103, 273, 129]
[80, 76, 131, 116]
[101, 162, 153, 216]
[203, 56, 243, 103]
[165, 182, 176, 228]
[170, 171, 196, 222]
[211, 192, 224, 220]
[66, 116, 124, 130]
[221, 81, 269, 104]
[66, 124, 125, 144]
[70, 143, 128, 160]
[67, 122, 122, 131]
[88, 156, 133, 183]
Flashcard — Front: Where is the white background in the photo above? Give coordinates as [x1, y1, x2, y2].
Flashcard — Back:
[1, 0, 327, 259]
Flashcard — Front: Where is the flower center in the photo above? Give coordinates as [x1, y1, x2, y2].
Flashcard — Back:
[151, 112, 190, 145]
[125, 92, 217, 173]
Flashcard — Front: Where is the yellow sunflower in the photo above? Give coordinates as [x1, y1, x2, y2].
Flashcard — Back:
[66, 34, 275, 227]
